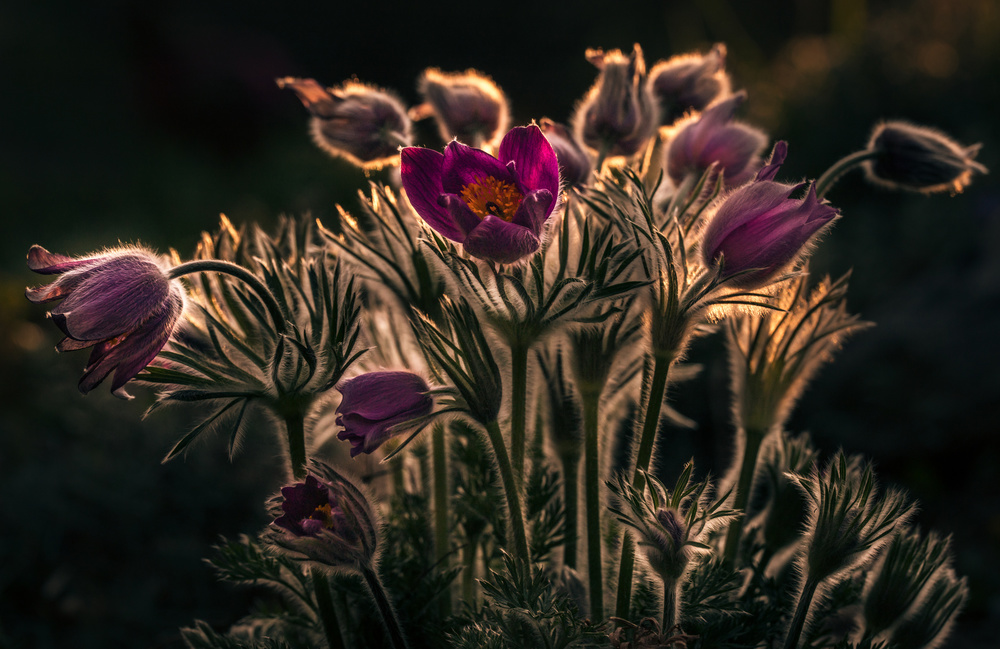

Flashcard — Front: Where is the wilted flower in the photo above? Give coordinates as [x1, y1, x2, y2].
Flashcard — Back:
[575, 44, 659, 159]
[650, 43, 731, 125]
[701, 142, 839, 289]
[411, 68, 510, 148]
[277, 77, 411, 169]
[400, 124, 560, 264]
[540, 118, 592, 187]
[666, 91, 766, 187]
[267, 462, 379, 570]
[335, 370, 434, 457]
[863, 120, 987, 194]
[25, 245, 185, 399]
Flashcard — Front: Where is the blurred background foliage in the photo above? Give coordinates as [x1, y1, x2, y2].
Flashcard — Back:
[1, 0, 997, 647]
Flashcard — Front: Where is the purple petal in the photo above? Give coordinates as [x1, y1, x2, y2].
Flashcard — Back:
[441, 140, 516, 195]
[701, 124, 766, 181]
[400, 147, 455, 235]
[702, 181, 797, 257]
[26, 245, 98, 275]
[756, 141, 788, 181]
[510, 189, 554, 235]
[497, 125, 561, 196]
[463, 217, 541, 264]
[337, 371, 432, 420]
[439, 194, 485, 241]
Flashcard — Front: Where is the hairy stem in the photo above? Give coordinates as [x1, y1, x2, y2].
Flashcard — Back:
[723, 426, 767, 564]
[784, 578, 820, 649]
[662, 578, 678, 634]
[168, 259, 287, 334]
[814, 150, 879, 199]
[361, 564, 410, 649]
[582, 391, 604, 621]
[431, 421, 451, 616]
[462, 531, 481, 607]
[311, 571, 346, 649]
[510, 342, 529, 486]
[484, 419, 530, 568]
[559, 451, 581, 569]
[283, 410, 307, 480]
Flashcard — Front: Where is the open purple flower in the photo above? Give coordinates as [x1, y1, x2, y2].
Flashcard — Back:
[666, 91, 767, 187]
[274, 474, 352, 537]
[336, 371, 434, 457]
[400, 125, 560, 264]
[701, 142, 839, 289]
[25, 245, 185, 399]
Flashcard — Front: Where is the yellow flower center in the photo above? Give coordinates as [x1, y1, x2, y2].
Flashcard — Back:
[311, 503, 337, 529]
[460, 176, 523, 222]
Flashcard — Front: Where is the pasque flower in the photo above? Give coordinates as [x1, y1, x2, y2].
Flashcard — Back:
[411, 68, 510, 148]
[277, 77, 411, 169]
[666, 91, 767, 187]
[540, 118, 592, 187]
[25, 245, 185, 399]
[863, 120, 987, 194]
[400, 124, 560, 264]
[650, 43, 731, 125]
[335, 371, 434, 457]
[701, 142, 839, 289]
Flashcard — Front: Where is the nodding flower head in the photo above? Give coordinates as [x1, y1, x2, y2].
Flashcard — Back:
[25, 245, 185, 399]
[277, 77, 411, 169]
[574, 43, 659, 159]
[540, 118, 593, 188]
[700, 142, 839, 289]
[268, 462, 379, 570]
[400, 124, 560, 264]
[666, 91, 767, 187]
[412, 68, 510, 148]
[863, 120, 987, 194]
[335, 371, 434, 457]
[650, 43, 731, 125]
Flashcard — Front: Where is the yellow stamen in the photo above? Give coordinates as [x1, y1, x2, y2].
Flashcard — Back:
[312, 503, 336, 529]
[460, 176, 523, 222]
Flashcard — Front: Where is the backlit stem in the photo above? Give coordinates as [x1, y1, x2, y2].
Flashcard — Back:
[168, 259, 287, 334]
[509, 342, 529, 485]
[722, 426, 767, 564]
[361, 564, 410, 649]
[582, 391, 604, 620]
[814, 150, 879, 199]
[312, 571, 346, 649]
[485, 419, 530, 568]
[784, 578, 820, 649]
[431, 421, 452, 616]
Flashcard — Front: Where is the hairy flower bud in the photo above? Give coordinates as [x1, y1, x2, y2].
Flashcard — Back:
[25, 245, 185, 399]
[575, 43, 659, 159]
[336, 371, 434, 457]
[863, 121, 987, 194]
[412, 68, 510, 148]
[277, 77, 412, 169]
[889, 568, 968, 649]
[650, 43, 731, 125]
[540, 118, 592, 187]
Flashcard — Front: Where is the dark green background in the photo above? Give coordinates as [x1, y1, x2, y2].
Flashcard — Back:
[1, 0, 998, 647]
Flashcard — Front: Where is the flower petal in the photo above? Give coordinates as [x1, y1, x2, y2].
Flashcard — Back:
[337, 371, 432, 420]
[510, 189, 554, 235]
[401, 146, 455, 236]
[439, 194, 484, 240]
[498, 125, 561, 196]
[441, 140, 516, 195]
[463, 217, 541, 264]
[26, 245, 97, 275]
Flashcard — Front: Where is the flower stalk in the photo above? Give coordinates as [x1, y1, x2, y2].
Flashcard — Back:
[484, 419, 530, 568]
[360, 564, 411, 649]
[431, 421, 452, 615]
[168, 259, 288, 335]
[722, 424, 768, 564]
[510, 342, 530, 485]
[582, 391, 604, 621]
[311, 570, 347, 649]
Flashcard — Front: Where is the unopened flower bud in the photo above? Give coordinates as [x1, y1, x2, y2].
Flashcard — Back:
[863, 120, 987, 194]
[277, 77, 411, 169]
[540, 118, 592, 187]
[411, 68, 510, 148]
[336, 371, 434, 457]
[650, 43, 731, 125]
[574, 43, 659, 159]
[889, 568, 968, 649]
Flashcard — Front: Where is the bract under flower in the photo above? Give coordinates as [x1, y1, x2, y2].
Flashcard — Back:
[400, 125, 560, 264]
[25, 245, 185, 399]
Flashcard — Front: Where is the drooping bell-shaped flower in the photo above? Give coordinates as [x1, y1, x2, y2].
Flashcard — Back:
[863, 120, 987, 194]
[411, 68, 510, 148]
[666, 91, 767, 187]
[25, 245, 185, 399]
[540, 118, 593, 187]
[700, 142, 839, 289]
[400, 124, 560, 264]
[277, 77, 412, 169]
[335, 370, 434, 457]
[574, 44, 659, 159]
[650, 43, 731, 125]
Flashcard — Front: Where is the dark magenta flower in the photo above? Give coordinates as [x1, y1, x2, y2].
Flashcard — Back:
[25, 245, 185, 399]
[666, 91, 767, 187]
[267, 462, 378, 569]
[412, 68, 510, 148]
[650, 43, 731, 125]
[336, 371, 434, 457]
[400, 124, 560, 264]
[701, 142, 839, 289]
[863, 120, 987, 194]
[540, 118, 593, 187]
[277, 77, 411, 169]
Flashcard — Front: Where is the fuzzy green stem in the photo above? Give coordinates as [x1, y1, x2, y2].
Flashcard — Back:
[462, 531, 481, 607]
[662, 578, 677, 634]
[484, 419, 530, 568]
[582, 392, 604, 620]
[284, 410, 307, 480]
[784, 578, 820, 649]
[814, 150, 879, 199]
[361, 564, 410, 649]
[510, 342, 529, 486]
[168, 259, 287, 334]
[312, 571, 346, 649]
[431, 421, 452, 616]
[559, 451, 581, 569]
[615, 352, 673, 619]
[722, 426, 767, 565]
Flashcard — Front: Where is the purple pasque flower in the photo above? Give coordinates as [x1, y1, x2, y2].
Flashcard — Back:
[268, 462, 378, 569]
[666, 91, 767, 187]
[400, 124, 560, 264]
[25, 245, 185, 399]
[650, 43, 731, 125]
[540, 118, 593, 187]
[412, 68, 510, 148]
[277, 77, 412, 169]
[701, 142, 839, 289]
[336, 371, 434, 457]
